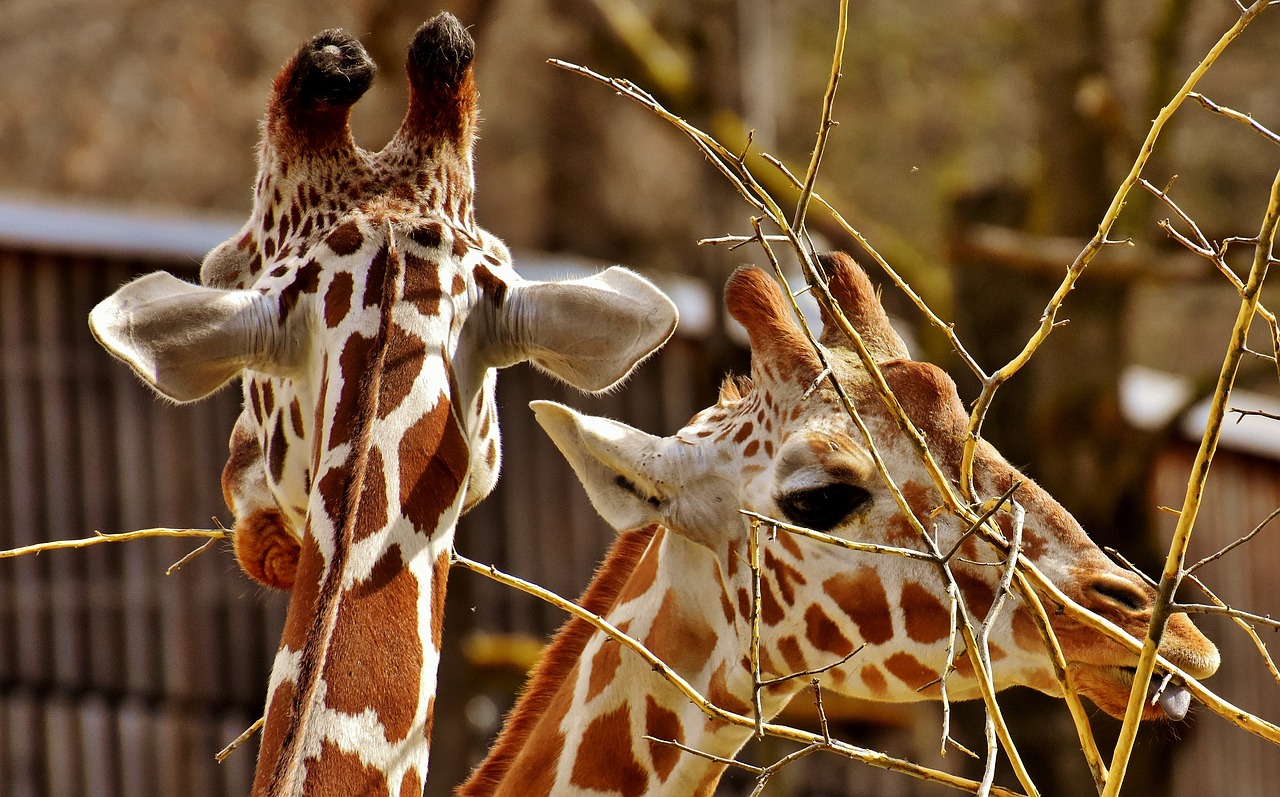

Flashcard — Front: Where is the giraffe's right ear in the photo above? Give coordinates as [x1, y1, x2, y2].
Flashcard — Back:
[493, 267, 678, 393]
[90, 272, 304, 403]
[531, 400, 668, 531]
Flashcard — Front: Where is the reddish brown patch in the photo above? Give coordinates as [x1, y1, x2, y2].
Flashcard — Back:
[586, 638, 622, 701]
[718, 591, 735, 625]
[805, 604, 854, 656]
[884, 652, 941, 695]
[645, 697, 684, 783]
[322, 545, 422, 743]
[289, 398, 305, 438]
[233, 508, 299, 590]
[302, 740, 390, 796]
[278, 259, 321, 323]
[645, 590, 719, 676]
[707, 661, 750, 714]
[569, 704, 649, 797]
[953, 569, 996, 619]
[403, 252, 444, 317]
[1012, 607, 1043, 651]
[407, 220, 443, 250]
[860, 664, 888, 695]
[614, 541, 661, 607]
[452, 273, 467, 296]
[262, 381, 276, 417]
[776, 532, 803, 561]
[253, 680, 296, 795]
[280, 532, 325, 651]
[777, 635, 807, 674]
[329, 332, 376, 451]
[350, 447, 389, 543]
[363, 241, 391, 309]
[733, 423, 754, 444]
[736, 588, 750, 621]
[318, 461, 351, 528]
[472, 263, 508, 306]
[900, 581, 950, 644]
[743, 440, 759, 457]
[267, 417, 288, 484]
[325, 220, 364, 256]
[325, 271, 354, 328]
[763, 548, 807, 606]
[398, 395, 469, 536]
[399, 770, 422, 797]
[377, 324, 426, 420]
[431, 548, 449, 652]
[824, 567, 893, 645]
[760, 577, 784, 626]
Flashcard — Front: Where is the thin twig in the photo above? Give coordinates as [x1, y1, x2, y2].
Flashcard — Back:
[1185, 573, 1280, 688]
[0, 527, 228, 559]
[1188, 505, 1280, 573]
[216, 716, 264, 764]
[1188, 92, 1280, 146]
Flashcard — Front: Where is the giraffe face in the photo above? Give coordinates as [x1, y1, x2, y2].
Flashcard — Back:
[536, 255, 1218, 722]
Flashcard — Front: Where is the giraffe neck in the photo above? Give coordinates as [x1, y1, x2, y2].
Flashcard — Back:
[462, 527, 803, 797]
[254, 233, 481, 796]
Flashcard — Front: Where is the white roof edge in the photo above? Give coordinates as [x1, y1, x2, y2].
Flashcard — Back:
[1121, 364, 1280, 460]
[0, 195, 242, 263]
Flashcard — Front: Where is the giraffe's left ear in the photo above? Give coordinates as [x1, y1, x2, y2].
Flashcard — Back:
[89, 272, 305, 403]
[531, 400, 669, 531]
[491, 267, 678, 393]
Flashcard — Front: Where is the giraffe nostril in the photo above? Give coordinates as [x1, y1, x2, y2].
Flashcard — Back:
[1088, 578, 1150, 612]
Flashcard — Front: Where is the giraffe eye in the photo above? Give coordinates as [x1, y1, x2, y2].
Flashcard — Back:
[777, 483, 870, 532]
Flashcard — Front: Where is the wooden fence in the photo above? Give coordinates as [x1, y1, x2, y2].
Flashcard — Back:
[0, 200, 734, 796]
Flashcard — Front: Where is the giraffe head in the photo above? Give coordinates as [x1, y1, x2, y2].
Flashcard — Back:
[89, 14, 676, 795]
[534, 254, 1217, 724]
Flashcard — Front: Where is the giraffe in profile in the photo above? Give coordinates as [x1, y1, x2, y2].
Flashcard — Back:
[89, 14, 677, 796]
[459, 254, 1219, 796]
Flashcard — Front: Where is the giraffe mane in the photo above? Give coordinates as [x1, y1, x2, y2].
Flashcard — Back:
[458, 524, 661, 796]
[717, 374, 754, 404]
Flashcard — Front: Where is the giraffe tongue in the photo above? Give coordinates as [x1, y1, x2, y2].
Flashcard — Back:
[1155, 683, 1192, 721]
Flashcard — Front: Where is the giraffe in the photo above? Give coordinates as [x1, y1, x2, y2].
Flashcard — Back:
[88, 14, 677, 796]
[459, 253, 1220, 796]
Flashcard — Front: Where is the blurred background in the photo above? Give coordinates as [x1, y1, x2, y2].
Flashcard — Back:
[0, 0, 1278, 794]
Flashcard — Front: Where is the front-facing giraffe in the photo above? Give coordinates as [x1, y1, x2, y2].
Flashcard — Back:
[460, 254, 1220, 796]
[89, 14, 677, 796]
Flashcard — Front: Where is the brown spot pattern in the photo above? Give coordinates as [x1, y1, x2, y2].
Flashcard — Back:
[644, 590, 719, 677]
[350, 447, 389, 544]
[900, 581, 950, 644]
[398, 394, 468, 537]
[884, 652, 941, 695]
[325, 271, 354, 328]
[805, 604, 854, 657]
[302, 740, 391, 796]
[362, 241, 391, 309]
[824, 567, 894, 645]
[329, 332, 376, 451]
[707, 662, 750, 715]
[860, 664, 888, 695]
[322, 544, 422, 744]
[777, 635, 806, 674]
[326, 220, 364, 255]
[377, 323, 426, 420]
[403, 252, 444, 317]
[586, 639, 622, 702]
[280, 532, 325, 652]
[253, 681, 296, 795]
[569, 705, 649, 797]
[645, 697, 684, 783]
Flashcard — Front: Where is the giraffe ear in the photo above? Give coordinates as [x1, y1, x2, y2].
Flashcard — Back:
[495, 267, 678, 393]
[89, 272, 302, 403]
[531, 400, 667, 531]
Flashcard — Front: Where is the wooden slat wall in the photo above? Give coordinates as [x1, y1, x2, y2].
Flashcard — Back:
[1152, 445, 1280, 797]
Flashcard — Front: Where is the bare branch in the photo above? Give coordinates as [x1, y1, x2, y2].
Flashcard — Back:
[1189, 91, 1280, 146]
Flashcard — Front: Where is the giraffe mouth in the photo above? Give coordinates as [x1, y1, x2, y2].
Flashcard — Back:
[1078, 665, 1191, 721]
